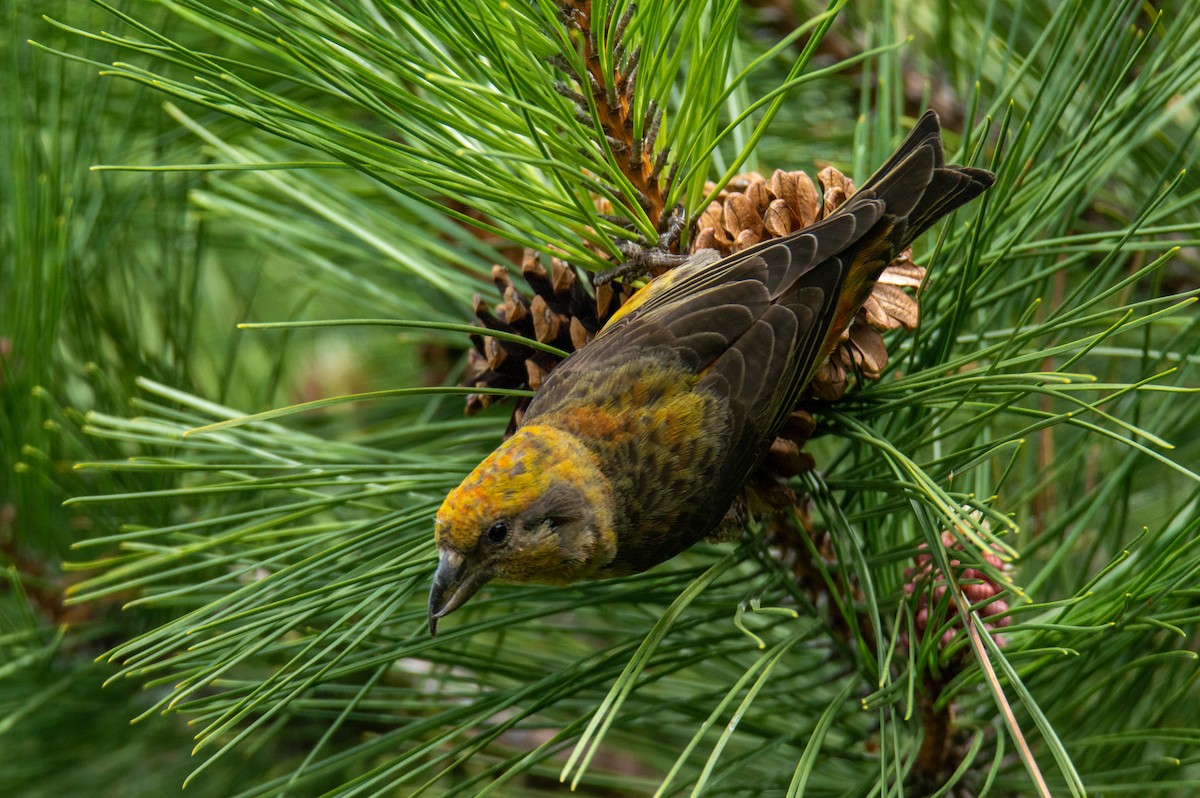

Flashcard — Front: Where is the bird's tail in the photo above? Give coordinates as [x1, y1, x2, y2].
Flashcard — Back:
[803, 111, 995, 380]
[856, 110, 995, 252]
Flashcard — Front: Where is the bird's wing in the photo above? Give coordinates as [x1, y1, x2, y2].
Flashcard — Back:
[528, 111, 993, 487]
[523, 196, 884, 481]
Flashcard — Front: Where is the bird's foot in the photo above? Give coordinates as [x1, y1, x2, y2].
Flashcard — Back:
[593, 204, 689, 286]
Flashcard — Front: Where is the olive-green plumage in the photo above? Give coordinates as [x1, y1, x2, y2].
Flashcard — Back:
[429, 111, 994, 633]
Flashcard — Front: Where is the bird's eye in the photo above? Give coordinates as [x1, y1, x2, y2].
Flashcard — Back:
[486, 522, 509, 544]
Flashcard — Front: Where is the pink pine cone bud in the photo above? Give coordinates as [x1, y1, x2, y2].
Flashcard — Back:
[905, 528, 1012, 656]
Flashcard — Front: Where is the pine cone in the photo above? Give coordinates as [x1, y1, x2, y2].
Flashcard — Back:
[462, 251, 633, 434]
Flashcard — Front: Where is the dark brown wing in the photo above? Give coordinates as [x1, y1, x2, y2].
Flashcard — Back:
[528, 111, 993, 532]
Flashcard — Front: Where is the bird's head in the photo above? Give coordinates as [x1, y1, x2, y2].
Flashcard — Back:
[428, 424, 615, 635]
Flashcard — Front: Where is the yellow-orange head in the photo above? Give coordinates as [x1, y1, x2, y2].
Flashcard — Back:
[428, 424, 615, 634]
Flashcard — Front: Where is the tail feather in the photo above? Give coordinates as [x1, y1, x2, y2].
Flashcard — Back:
[903, 165, 994, 244]
[861, 110, 945, 185]
[799, 111, 995, 389]
[858, 110, 995, 248]
[855, 144, 937, 220]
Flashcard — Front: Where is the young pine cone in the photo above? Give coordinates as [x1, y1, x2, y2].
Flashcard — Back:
[904, 526, 1013, 665]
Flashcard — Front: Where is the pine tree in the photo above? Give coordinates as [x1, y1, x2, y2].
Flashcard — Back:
[5, 1, 1200, 795]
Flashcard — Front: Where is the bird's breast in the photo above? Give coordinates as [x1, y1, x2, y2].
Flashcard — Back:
[532, 358, 735, 574]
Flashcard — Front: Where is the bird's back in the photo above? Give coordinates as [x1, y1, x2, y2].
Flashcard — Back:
[524, 111, 995, 573]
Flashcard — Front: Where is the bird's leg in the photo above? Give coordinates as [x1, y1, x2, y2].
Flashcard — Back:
[657, 203, 688, 250]
[593, 204, 690, 286]
[593, 246, 687, 286]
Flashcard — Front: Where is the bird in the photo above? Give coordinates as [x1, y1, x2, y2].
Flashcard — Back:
[429, 110, 995, 635]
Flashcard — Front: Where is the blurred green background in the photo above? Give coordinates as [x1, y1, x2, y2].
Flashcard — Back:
[3, 1, 1199, 796]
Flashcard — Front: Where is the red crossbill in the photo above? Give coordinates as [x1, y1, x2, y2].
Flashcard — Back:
[429, 111, 994, 634]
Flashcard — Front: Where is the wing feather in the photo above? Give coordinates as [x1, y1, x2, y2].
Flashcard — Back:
[525, 110, 995, 526]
